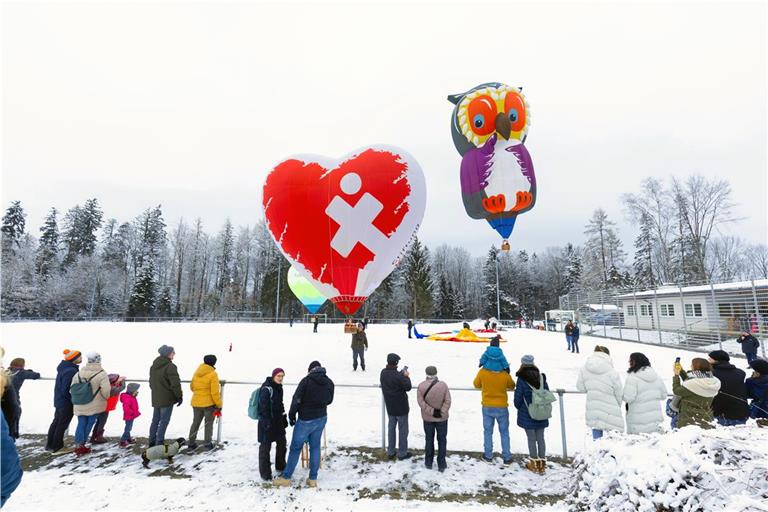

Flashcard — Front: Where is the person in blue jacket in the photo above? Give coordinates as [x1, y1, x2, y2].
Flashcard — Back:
[479, 336, 510, 373]
[45, 349, 82, 452]
[746, 358, 768, 420]
[1, 372, 23, 508]
[513, 355, 549, 474]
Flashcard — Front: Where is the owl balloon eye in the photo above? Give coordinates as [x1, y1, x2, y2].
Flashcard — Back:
[467, 95, 497, 136]
[504, 92, 526, 133]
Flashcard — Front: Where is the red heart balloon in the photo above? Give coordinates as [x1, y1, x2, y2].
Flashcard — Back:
[263, 146, 426, 315]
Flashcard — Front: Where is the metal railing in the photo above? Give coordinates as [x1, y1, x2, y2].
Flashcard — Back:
[35, 377, 616, 458]
[558, 278, 768, 357]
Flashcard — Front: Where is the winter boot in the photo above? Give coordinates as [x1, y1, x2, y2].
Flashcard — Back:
[74, 444, 91, 456]
[537, 459, 547, 474]
[119, 440, 130, 448]
[90, 429, 107, 444]
[306, 479, 317, 488]
[525, 458, 538, 473]
[272, 477, 292, 487]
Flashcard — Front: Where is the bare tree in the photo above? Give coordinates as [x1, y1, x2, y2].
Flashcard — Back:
[622, 178, 674, 282]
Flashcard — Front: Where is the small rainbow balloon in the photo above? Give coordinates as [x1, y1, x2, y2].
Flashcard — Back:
[287, 266, 326, 314]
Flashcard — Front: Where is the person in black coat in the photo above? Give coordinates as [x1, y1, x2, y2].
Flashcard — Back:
[380, 353, 412, 460]
[407, 320, 414, 339]
[0, 379, 20, 440]
[313, 316, 319, 333]
[257, 368, 287, 481]
[736, 332, 760, 364]
[570, 324, 581, 353]
[708, 350, 749, 425]
[46, 349, 82, 452]
[275, 361, 335, 487]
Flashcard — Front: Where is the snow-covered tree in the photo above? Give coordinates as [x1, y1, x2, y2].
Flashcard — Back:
[1, 201, 26, 258]
[403, 237, 432, 318]
[36, 207, 59, 279]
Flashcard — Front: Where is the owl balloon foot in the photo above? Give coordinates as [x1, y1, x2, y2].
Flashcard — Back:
[482, 194, 507, 214]
[501, 240, 511, 252]
[512, 191, 533, 212]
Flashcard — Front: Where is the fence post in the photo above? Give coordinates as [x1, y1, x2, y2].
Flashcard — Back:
[653, 286, 662, 344]
[708, 282, 722, 350]
[679, 285, 689, 348]
[615, 292, 623, 340]
[633, 289, 641, 343]
[216, 381, 226, 444]
[557, 389, 568, 459]
[381, 391, 386, 451]
[750, 279, 766, 358]
[601, 290, 607, 338]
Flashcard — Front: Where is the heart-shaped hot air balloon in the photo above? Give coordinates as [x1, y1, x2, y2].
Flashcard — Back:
[263, 145, 426, 315]
[287, 266, 326, 314]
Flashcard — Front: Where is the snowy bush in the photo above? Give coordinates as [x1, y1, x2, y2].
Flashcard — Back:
[567, 424, 768, 511]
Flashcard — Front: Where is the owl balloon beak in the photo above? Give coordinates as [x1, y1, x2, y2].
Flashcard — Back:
[495, 112, 511, 140]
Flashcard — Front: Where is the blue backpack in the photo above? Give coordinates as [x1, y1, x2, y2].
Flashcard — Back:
[248, 386, 273, 420]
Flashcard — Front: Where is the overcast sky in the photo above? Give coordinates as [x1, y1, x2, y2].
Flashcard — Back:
[2, 1, 766, 258]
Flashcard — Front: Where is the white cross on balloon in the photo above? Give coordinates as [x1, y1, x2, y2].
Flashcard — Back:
[325, 172, 389, 258]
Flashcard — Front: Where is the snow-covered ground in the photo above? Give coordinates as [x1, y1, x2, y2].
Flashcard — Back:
[0, 321, 762, 511]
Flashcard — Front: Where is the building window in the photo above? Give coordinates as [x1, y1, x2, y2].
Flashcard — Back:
[660, 304, 675, 317]
[640, 305, 653, 317]
[685, 303, 703, 317]
[627, 305, 635, 316]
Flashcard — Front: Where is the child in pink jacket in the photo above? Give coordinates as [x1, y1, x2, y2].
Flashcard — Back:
[119, 383, 141, 447]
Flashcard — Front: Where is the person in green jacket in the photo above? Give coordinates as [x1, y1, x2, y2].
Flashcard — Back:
[351, 323, 368, 372]
[148, 345, 183, 447]
[672, 358, 721, 429]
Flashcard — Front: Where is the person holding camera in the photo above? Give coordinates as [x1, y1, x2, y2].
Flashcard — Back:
[380, 353, 412, 460]
[416, 366, 451, 472]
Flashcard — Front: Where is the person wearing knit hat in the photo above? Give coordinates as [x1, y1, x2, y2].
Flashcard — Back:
[257, 368, 287, 480]
[417, 366, 451, 471]
[736, 331, 761, 364]
[274, 362, 334, 488]
[513, 357, 551, 474]
[71, 349, 111, 455]
[746, 359, 768, 420]
[188, 354, 223, 450]
[45, 349, 82, 452]
[709, 350, 749, 426]
[148, 345, 182, 448]
[86, 352, 102, 364]
[119, 383, 141, 447]
[380, 353, 412, 461]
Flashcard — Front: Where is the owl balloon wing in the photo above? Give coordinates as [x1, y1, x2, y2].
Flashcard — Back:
[460, 134, 496, 219]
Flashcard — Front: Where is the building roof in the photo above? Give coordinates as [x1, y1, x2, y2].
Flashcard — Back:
[617, 279, 768, 299]
[583, 304, 620, 311]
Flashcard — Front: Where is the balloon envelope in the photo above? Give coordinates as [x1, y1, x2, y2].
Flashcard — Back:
[263, 145, 426, 315]
[287, 266, 326, 314]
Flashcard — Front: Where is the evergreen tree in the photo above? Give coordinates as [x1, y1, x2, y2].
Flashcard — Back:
[403, 237, 433, 318]
[216, 219, 234, 296]
[62, 198, 103, 266]
[1, 201, 26, 257]
[563, 244, 582, 292]
[632, 211, 655, 288]
[36, 207, 59, 279]
[157, 287, 172, 317]
[433, 273, 456, 319]
[127, 259, 156, 318]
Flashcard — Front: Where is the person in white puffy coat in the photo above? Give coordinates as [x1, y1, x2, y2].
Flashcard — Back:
[622, 352, 668, 434]
[576, 346, 624, 439]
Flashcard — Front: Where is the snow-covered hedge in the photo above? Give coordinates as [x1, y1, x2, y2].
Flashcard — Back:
[567, 424, 768, 511]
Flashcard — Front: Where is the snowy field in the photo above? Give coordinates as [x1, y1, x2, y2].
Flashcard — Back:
[0, 321, 763, 511]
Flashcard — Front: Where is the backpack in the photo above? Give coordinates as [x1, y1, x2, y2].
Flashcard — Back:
[524, 374, 556, 421]
[248, 386, 273, 420]
[70, 370, 104, 405]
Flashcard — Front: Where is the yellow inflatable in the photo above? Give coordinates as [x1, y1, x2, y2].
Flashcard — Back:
[426, 328, 506, 343]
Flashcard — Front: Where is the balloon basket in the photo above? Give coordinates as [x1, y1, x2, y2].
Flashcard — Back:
[344, 320, 357, 334]
[501, 240, 511, 252]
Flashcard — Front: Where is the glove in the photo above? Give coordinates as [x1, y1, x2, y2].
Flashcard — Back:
[289, 416, 296, 427]
[176, 398, 183, 407]
[213, 408, 222, 417]
[432, 408, 442, 419]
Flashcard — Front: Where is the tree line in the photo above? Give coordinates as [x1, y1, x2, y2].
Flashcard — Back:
[1, 174, 765, 321]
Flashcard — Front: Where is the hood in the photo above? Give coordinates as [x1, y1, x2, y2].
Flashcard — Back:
[193, 364, 215, 378]
[262, 376, 282, 389]
[483, 347, 505, 361]
[633, 366, 660, 383]
[57, 360, 78, 372]
[682, 375, 722, 398]
[119, 392, 134, 403]
[308, 367, 329, 384]
[151, 356, 171, 371]
[80, 362, 104, 376]
[585, 352, 614, 375]
[516, 365, 541, 388]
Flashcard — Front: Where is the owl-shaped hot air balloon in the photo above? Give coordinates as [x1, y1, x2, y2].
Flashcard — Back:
[448, 82, 536, 251]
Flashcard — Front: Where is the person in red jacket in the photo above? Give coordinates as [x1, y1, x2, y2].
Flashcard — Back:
[119, 383, 141, 447]
[91, 373, 126, 443]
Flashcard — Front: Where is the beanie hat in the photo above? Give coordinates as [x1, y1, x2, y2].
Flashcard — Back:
[387, 353, 400, 365]
[490, 336, 501, 347]
[108, 373, 120, 385]
[158, 345, 174, 357]
[425, 366, 437, 376]
[521, 354, 535, 365]
[86, 352, 101, 364]
[749, 358, 768, 375]
[63, 349, 81, 362]
[272, 368, 285, 378]
[708, 350, 729, 362]
[9, 358, 25, 368]
[308, 360, 321, 372]
[204, 354, 217, 367]
[126, 382, 140, 394]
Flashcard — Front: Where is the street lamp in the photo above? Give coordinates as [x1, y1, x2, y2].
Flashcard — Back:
[495, 252, 501, 322]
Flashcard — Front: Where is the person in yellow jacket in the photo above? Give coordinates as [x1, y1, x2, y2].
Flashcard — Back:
[473, 367, 515, 463]
[187, 355, 222, 450]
